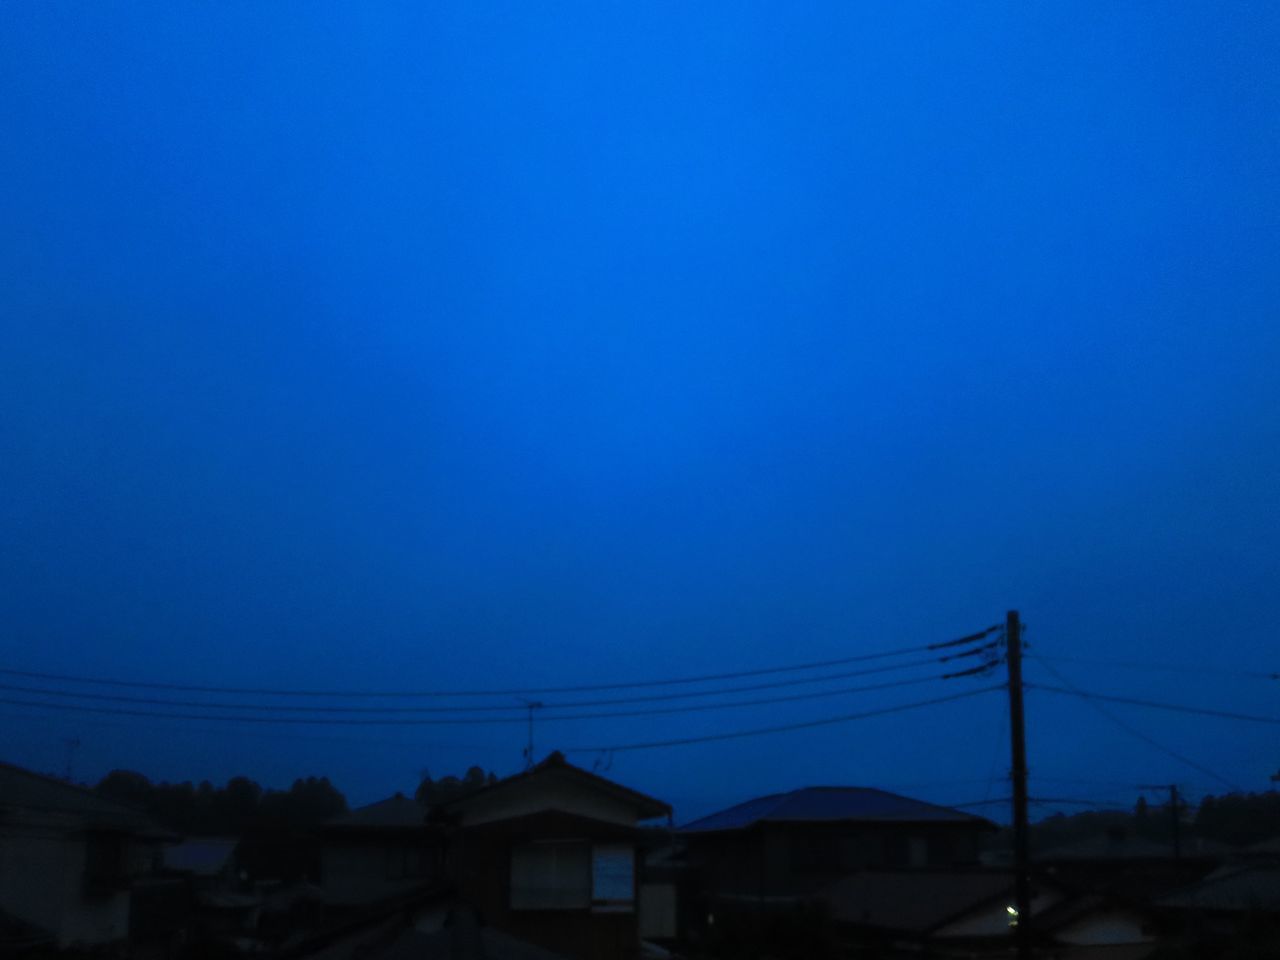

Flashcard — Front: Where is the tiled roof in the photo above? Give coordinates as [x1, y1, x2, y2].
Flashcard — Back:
[164, 837, 239, 875]
[324, 793, 427, 831]
[1158, 864, 1280, 912]
[680, 787, 992, 832]
[442, 752, 671, 822]
[0, 761, 176, 839]
[0, 907, 53, 949]
[821, 870, 1014, 933]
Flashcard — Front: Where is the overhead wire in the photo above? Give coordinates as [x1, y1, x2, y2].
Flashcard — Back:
[948, 797, 1012, 809]
[561, 685, 1003, 753]
[1028, 796, 1133, 811]
[0, 624, 1001, 699]
[0, 649, 994, 715]
[1027, 653, 1277, 682]
[0, 669, 995, 728]
[1028, 660, 1242, 791]
[1028, 683, 1280, 728]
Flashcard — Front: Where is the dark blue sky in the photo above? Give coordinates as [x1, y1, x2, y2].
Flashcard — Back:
[2, 2, 1278, 821]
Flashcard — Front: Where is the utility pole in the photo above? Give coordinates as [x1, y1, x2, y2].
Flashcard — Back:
[1005, 610, 1032, 960]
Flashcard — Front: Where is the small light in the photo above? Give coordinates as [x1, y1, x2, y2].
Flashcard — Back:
[1006, 906, 1017, 916]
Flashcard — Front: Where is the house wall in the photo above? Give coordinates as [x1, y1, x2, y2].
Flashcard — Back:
[320, 837, 440, 906]
[690, 822, 986, 900]
[457, 773, 640, 828]
[454, 811, 644, 960]
[0, 824, 134, 946]
[638, 883, 677, 940]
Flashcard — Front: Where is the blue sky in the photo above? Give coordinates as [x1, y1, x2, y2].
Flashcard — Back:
[2, 2, 1278, 821]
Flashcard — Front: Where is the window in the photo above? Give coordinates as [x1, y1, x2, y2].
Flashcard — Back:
[84, 832, 127, 891]
[510, 841, 591, 910]
[591, 844, 635, 907]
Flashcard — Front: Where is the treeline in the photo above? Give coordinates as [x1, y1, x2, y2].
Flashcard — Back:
[95, 770, 348, 836]
[96, 770, 349, 882]
[1021, 790, 1280, 851]
[415, 766, 497, 806]
[93, 765, 501, 882]
[1194, 791, 1280, 846]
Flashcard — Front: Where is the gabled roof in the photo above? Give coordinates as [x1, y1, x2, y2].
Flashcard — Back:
[441, 752, 670, 822]
[1157, 863, 1280, 913]
[680, 786, 993, 833]
[0, 906, 54, 950]
[164, 837, 239, 875]
[822, 870, 1024, 934]
[324, 793, 428, 831]
[0, 761, 177, 839]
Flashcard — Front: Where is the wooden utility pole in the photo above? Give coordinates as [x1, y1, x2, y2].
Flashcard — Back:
[1006, 610, 1032, 959]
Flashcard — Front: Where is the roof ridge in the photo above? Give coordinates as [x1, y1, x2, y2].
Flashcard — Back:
[440, 751, 670, 819]
[0, 760, 157, 818]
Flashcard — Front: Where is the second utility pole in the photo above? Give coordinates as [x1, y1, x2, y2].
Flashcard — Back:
[1006, 610, 1032, 959]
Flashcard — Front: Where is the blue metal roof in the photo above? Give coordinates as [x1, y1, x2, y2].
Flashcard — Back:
[679, 787, 989, 832]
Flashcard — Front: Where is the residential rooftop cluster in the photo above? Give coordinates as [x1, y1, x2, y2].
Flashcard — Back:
[2, 754, 1278, 960]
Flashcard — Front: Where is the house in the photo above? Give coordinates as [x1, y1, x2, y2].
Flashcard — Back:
[680, 785, 994, 908]
[0, 761, 177, 947]
[319, 793, 444, 907]
[822, 870, 1158, 958]
[435, 751, 672, 960]
[163, 836, 240, 891]
[1155, 862, 1280, 940]
[288, 900, 574, 960]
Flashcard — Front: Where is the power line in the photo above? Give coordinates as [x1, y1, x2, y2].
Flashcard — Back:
[561, 685, 1003, 753]
[1027, 654, 1277, 681]
[1028, 683, 1280, 728]
[0, 671, 981, 728]
[979, 702, 1009, 805]
[949, 797, 1012, 809]
[0, 651, 988, 715]
[0, 625, 1000, 699]
[1031, 775, 1156, 790]
[1028, 662, 1242, 791]
[1029, 796, 1133, 811]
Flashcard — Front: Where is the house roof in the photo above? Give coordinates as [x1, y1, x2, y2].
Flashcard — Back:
[324, 793, 428, 831]
[820, 870, 1015, 934]
[0, 906, 54, 950]
[289, 898, 569, 960]
[680, 786, 994, 833]
[164, 837, 239, 875]
[1157, 864, 1280, 913]
[0, 761, 177, 840]
[440, 752, 671, 822]
[1038, 833, 1231, 862]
